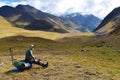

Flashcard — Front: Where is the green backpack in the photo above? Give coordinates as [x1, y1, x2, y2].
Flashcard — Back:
[13, 61, 24, 68]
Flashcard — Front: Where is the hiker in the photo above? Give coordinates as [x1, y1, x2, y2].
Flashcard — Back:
[24, 44, 48, 68]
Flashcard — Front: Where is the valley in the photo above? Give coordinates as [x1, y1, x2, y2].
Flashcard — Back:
[0, 4, 120, 80]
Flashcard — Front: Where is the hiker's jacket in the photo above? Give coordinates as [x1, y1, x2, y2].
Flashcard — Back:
[25, 49, 35, 61]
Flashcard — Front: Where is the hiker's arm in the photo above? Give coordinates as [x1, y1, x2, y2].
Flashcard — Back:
[30, 51, 36, 60]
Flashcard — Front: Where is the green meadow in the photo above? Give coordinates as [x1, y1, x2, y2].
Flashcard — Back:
[0, 35, 120, 80]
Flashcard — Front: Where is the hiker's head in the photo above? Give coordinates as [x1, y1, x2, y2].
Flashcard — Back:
[29, 44, 34, 50]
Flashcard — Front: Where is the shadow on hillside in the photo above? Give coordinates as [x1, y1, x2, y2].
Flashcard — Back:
[4, 70, 20, 75]
[5, 68, 24, 74]
[4, 67, 42, 75]
[5, 68, 30, 74]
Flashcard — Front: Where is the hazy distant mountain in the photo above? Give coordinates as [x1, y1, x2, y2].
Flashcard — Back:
[0, 5, 80, 33]
[94, 6, 120, 35]
[61, 13, 101, 32]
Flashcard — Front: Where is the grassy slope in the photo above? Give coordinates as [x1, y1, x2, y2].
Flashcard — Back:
[96, 21, 115, 34]
[0, 16, 62, 40]
[0, 35, 120, 80]
[0, 16, 94, 40]
[0, 16, 119, 80]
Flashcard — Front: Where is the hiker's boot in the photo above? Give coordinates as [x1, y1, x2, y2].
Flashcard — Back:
[41, 62, 48, 68]
[37, 61, 48, 68]
[43, 62, 48, 68]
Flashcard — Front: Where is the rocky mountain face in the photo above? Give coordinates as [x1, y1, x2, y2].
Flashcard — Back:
[94, 6, 120, 35]
[0, 5, 80, 33]
[61, 13, 101, 32]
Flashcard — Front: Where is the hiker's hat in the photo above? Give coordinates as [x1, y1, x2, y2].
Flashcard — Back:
[29, 44, 34, 48]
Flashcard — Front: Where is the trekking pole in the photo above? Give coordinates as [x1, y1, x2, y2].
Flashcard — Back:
[9, 48, 14, 64]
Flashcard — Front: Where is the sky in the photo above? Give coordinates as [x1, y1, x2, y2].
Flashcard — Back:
[0, 0, 120, 19]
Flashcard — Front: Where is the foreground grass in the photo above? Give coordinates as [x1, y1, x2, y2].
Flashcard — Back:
[0, 48, 120, 80]
[0, 36, 120, 80]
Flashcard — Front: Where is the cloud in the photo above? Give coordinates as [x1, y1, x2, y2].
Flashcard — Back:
[11, 1, 27, 6]
[0, 2, 7, 7]
[0, 0, 120, 19]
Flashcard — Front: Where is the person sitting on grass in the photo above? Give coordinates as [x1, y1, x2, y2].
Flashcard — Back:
[24, 44, 48, 68]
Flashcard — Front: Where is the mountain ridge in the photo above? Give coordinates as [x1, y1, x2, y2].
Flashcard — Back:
[0, 4, 80, 33]
[0, 16, 64, 40]
[0, 4, 101, 33]
[61, 13, 101, 31]
[94, 6, 120, 35]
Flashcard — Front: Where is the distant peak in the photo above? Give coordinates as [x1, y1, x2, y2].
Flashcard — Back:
[115, 6, 120, 9]
[68, 13, 82, 16]
[16, 4, 31, 7]
[0, 5, 14, 9]
[62, 13, 83, 18]
[16, 4, 34, 9]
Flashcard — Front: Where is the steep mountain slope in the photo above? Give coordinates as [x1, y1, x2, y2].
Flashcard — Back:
[0, 16, 94, 40]
[0, 5, 80, 33]
[94, 6, 120, 35]
[61, 13, 101, 32]
[0, 16, 62, 40]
